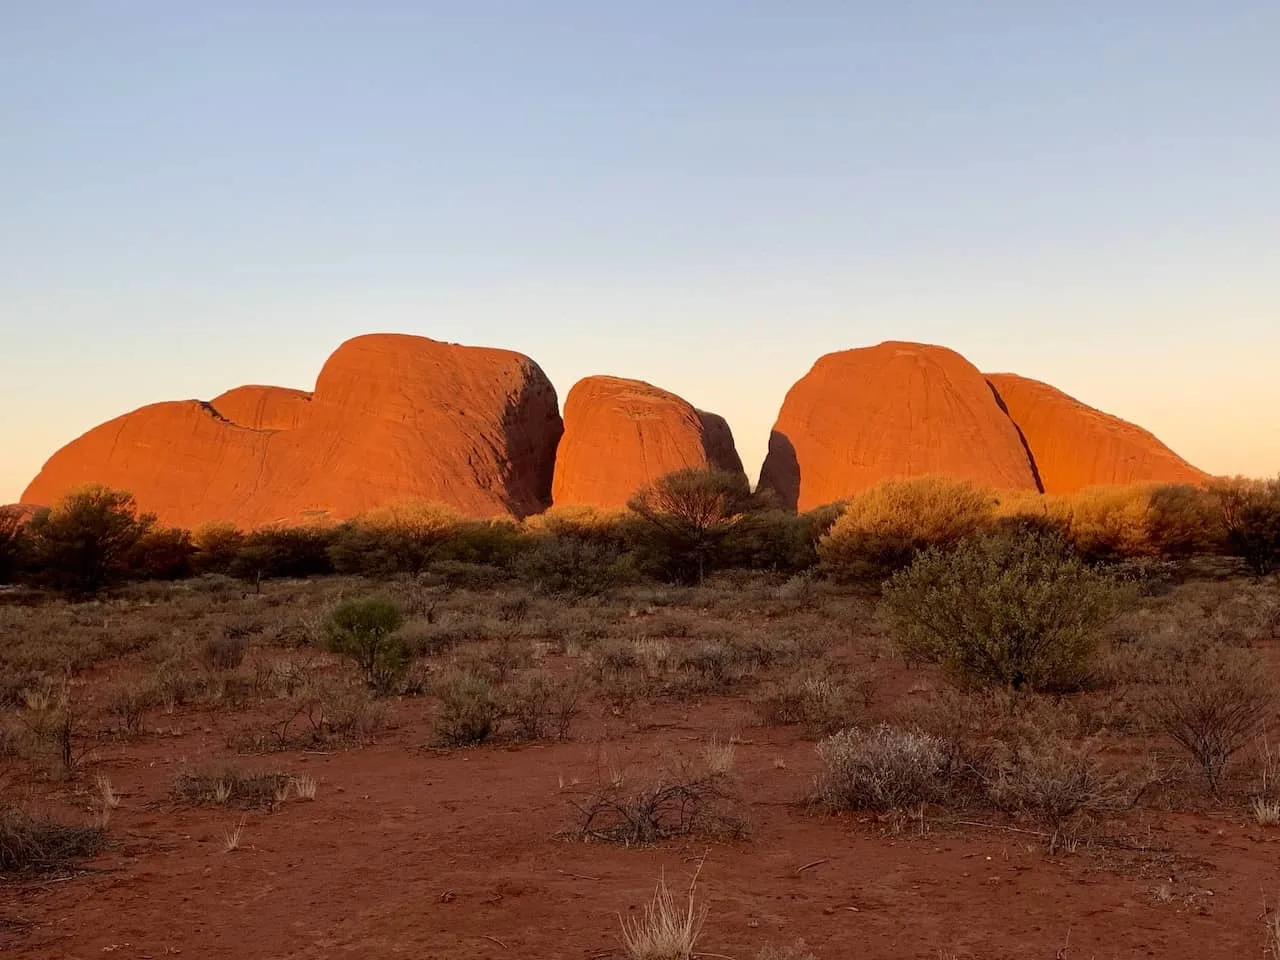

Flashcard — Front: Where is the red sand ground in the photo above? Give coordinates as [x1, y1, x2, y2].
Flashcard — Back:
[5, 693, 1276, 959]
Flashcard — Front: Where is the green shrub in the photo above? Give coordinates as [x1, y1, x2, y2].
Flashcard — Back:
[230, 526, 335, 581]
[328, 500, 464, 576]
[512, 534, 637, 596]
[722, 508, 827, 574]
[881, 529, 1124, 691]
[323, 596, 408, 694]
[1213, 476, 1280, 575]
[26, 486, 154, 595]
[1147, 483, 1223, 557]
[818, 477, 995, 579]
[815, 725, 949, 812]
[126, 527, 196, 580]
[191, 523, 245, 575]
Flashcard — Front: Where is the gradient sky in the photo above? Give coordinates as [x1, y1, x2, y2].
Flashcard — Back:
[2, 2, 1277, 504]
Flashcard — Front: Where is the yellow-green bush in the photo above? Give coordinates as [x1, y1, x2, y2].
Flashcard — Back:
[817, 477, 996, 578]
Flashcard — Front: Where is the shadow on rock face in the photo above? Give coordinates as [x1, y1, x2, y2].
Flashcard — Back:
[757, 430, 800, 512]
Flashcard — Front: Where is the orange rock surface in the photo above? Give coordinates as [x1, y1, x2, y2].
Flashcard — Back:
[210, 385, 313, 431]
[984, 373, 1206, 493]
[551, 376, 746, 508]
[759, 342, 1041, 511]
[23, 334, 563, 528]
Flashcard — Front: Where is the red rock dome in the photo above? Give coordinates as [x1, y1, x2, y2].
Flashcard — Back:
[551, 376, 746, 509]
[23, 334, 563, 528]
[759, 342, 1041, 511]
[984, 373, 1205, 493]
[210, 385, 313, 431]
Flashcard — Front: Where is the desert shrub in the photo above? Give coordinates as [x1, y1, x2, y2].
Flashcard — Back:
[201, 633, 248, 671]
[1212, 476, 1280, 575]
[0, 807, 105, 876]
[568, 763, 748, 844]
[986, 742, 1134, 851]
[126, 527, 196, 580]
[0, 506, 30, 584]
[26, 486, 154, 595]
[323, 596, 408, 694]
[441, 518, 525, 567]
[626, 468, 753, 584]
[171, 765, 292, 809]
[723, 509, 826, 574]
[1049, 486, 1156, 560]
[675, 641, 757, 694]
[1147, 483, 1224, 557]
[753, 674, 854, 735]
[328, 500, 464, 576]
[434, 671, 503, 745]
[229, 526, 335, 581]
[191, 523, 245, 575]
[105, 682, 159, 738]
[818, 477, 996, 579]
[814, 725, 949, 812]
[881, 529, 1124, 691]
[1150, 646, 1274, 796]
[513, 534, 637, 596]
[506, 671, 586, 741]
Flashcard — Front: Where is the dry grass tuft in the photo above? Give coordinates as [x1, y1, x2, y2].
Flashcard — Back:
[94, 775, 120, 827]
[222, 817, 246, 853]
[291, 774, 318, 801]
[619, 868, 707, 960]
[172, 766, 292, 810]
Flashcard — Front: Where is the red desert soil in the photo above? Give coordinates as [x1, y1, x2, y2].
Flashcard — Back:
[5, 574, 1278, 960]
[759, 342, 1041, 511]
[5, 698, 1274, 960]
[985, 373, 1207, 494]
[22, 334, 563, 528]
[552, 376, 746, 509]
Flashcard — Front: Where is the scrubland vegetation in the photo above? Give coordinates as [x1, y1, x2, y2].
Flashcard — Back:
[2, 470, 1279, 956]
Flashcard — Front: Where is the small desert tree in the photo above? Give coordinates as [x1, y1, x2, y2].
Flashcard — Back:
[1212, 476, 1280, 575]
[323, 596, 408, 694]
[881, 529, 1124, 691]
[626, 468, 752, 584]
[26, 486, 154, 595]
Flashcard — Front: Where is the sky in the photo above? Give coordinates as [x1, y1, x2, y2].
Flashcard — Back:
[2, 2, 1277, 503]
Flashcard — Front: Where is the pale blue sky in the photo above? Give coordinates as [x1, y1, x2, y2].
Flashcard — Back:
[2, 2, 1277, 502]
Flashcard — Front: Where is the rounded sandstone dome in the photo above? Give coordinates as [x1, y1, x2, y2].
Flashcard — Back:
[984, 373, 1205, 493]
[23, 333, 563, 528]
[759, 341, 1041, 511]
[552, 375, 746, 509]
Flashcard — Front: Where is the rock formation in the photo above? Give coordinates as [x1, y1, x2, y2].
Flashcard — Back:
[984, 373, 1206, 493]
[551, 376, 745, 508]
[210, 385, 313, 431]
[759, 342, 1042, 511]
[23, 334, 563, 528]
